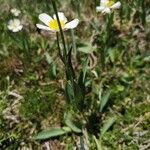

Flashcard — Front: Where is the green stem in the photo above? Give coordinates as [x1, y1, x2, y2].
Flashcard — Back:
[56, 32, 64, 63]
[56, 32, 73, 80]
[51, 0, 67, 62]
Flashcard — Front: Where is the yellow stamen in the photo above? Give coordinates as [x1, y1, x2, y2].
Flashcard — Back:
[48, 19, 65, 31]
[105, 0, 114, 7]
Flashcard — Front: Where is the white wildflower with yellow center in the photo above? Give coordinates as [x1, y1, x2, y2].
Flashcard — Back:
[96, 0, 121, 13]
[10, 8, 21, 16]
[7, 19, 23, 32]
[36, 12, 79, 32]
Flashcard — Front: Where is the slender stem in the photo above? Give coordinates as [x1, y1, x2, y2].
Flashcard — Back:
[51, 0, 67, 62]
[56, 32, 64, 63]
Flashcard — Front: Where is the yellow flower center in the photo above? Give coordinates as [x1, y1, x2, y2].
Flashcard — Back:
[48, 19, 65, 31]
[105, 0, 114, 7]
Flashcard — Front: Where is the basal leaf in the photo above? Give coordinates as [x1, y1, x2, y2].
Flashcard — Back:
[33, 127, 70, 140]
[101, 117, 116, 138]
[64, 80, 74, 104]
[78, 42, 94, 54]
[65, 113, 82, 133]
[93, 136, 102, 150]
[100, 90, 111, 112]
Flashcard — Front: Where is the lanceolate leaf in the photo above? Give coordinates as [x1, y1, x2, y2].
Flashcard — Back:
[100, 90, 111, 112]
[101, 117, 116, 138]
[73, 80, 85, 111]
[78, 42, 95, 54]
[65, 114, 82, 133]
[78, 57, 88, 85]
[65, 80, 74, 104]
[93, 136, 102, 150]
[33, 127, 71, 140]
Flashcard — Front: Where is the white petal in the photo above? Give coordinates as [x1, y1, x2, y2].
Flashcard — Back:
[102, 8, 111, 13]
[110, 2, 121, 9]
[12, 29, 18, 32]
[101, 0, 107, 3]
[10, 25, 22, 32]
[12, 28, 20, 32]
[8, 25, 14, 30]
[96, 6, 105, 12]
[7, 18, 22, 32]
[101, 0, 108, 6]
[13, 19, 21, 26]
[64, 19, 79, 29]
[11, 8, 21, 16]
[8, 20, 13, 25]
[39, 13, 53, 25]
[36, 24, 51, 31]
[53, 12, 67, 23]
[101, 0, 108, 3]
[17, 25, 23, 31]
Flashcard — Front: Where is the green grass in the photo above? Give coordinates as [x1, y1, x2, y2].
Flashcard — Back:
[0, 0, 150, 149]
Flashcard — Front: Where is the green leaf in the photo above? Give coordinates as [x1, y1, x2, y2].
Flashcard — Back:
[73, 81, 85, 111]
[78, 42, 94, 54]
[93, 136, 102, 150]
[77, 58, 88, 94]
[108, 48, 116, 63]
[65, 114, 82, 133]
[45, 52, 53, 64]
[22, 37, 30, 51]
[33, 127, 70, 140]
[64, 80, 74, 104]
[52, 63, 57, 77]
[101, 117, 116, 138]
[144, 55, 150, 62]
[67, 46, 75, 79]
[62, 126, 72, 132]
[100, 90, 111, 112]
[65, 80, 84, 110]
[78, 57, 89, 84]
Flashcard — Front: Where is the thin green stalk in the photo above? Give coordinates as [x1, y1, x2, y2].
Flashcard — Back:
[106, 13, 114, 44]
[51, 1, 80, 109]
[56, 32, 64, 63]
[51, 0, 67, 61]
[56, 32, 74, 80]
[51, 0, 74, 81]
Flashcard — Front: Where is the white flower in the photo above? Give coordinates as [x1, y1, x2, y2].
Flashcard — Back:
[10, 8, 21, 16]
[96, 0, 121, 14]
[7, 19, 23, 32]
[36, 12, 79, 32]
